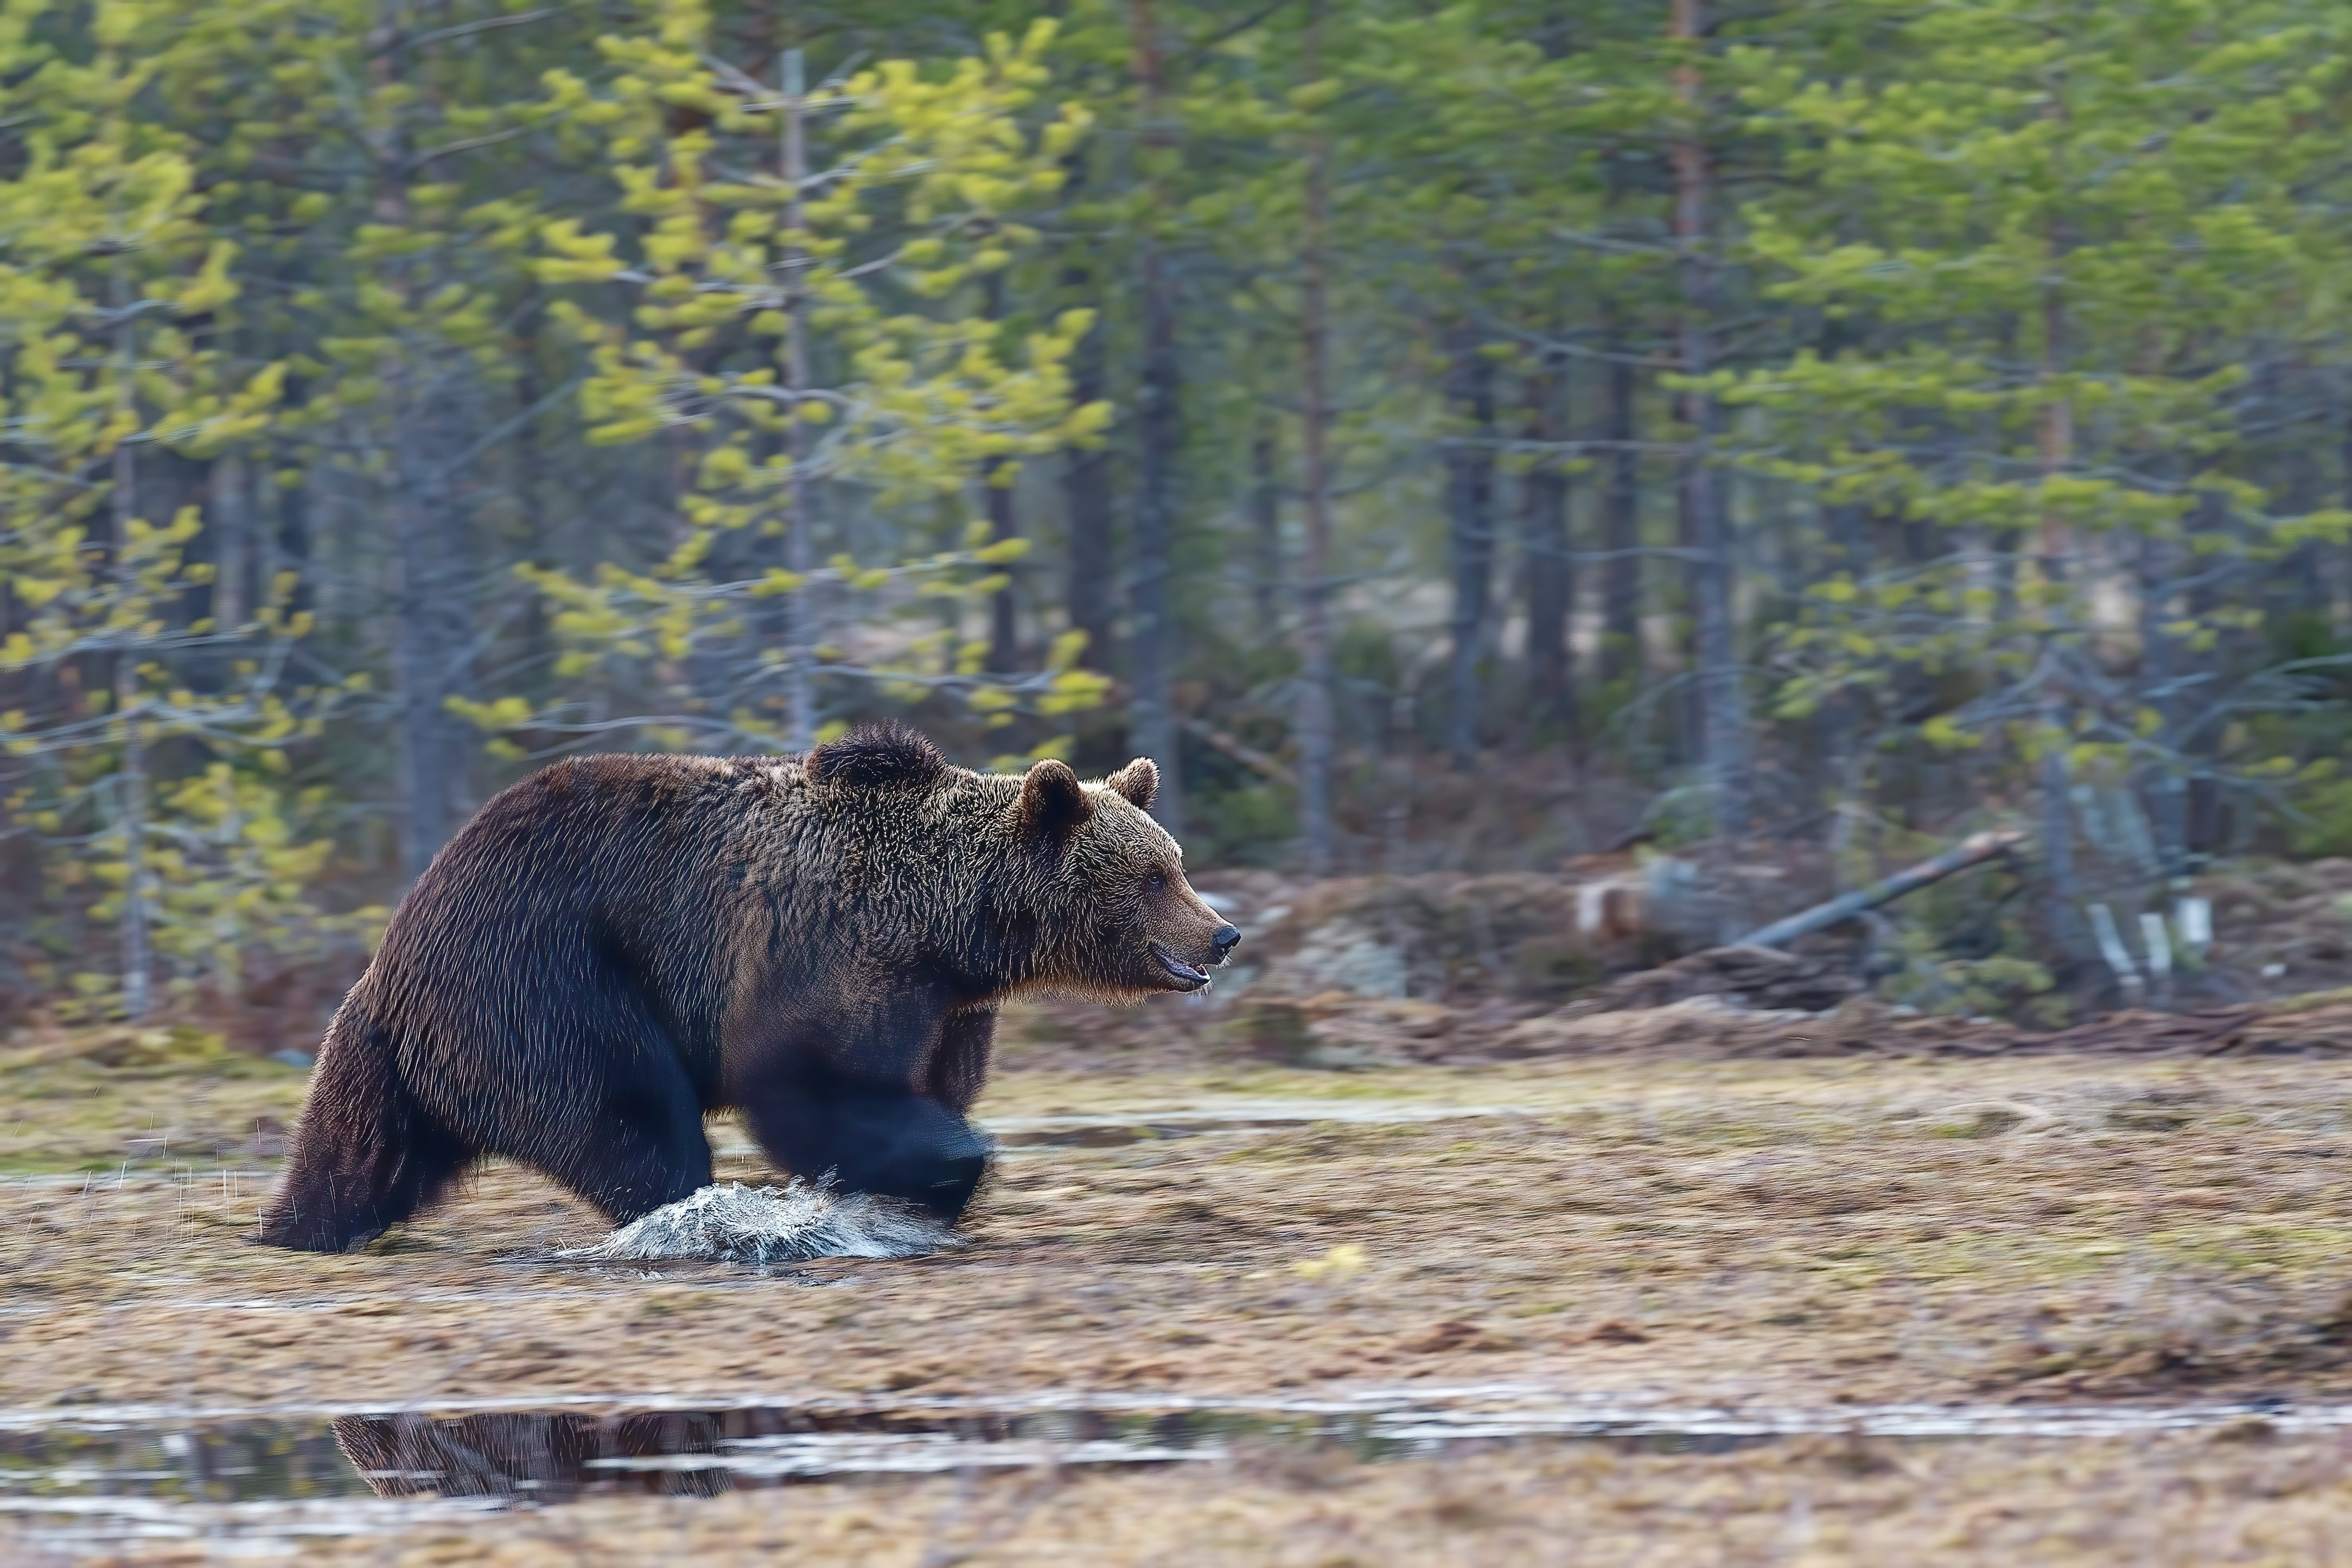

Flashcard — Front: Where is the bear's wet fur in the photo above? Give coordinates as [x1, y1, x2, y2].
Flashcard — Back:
[257, 724, 1239, 1253]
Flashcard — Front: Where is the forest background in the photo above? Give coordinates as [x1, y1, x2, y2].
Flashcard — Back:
[3, 0, 2350, 1032]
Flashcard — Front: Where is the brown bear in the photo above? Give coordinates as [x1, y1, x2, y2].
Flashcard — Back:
[257, 724, 1239, 1252]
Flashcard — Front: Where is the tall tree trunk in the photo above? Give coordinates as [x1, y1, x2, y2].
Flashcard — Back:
[1127, 352, 1182, 810]
[1819, 498, 1867, 806]
[113, 640, 149, 1022]
[1061, 267, 1115, 672]
[391, 411, 455, 884]
[109, 270, 150, 1021]
[1054, 149, 1115, 673]
[1671, 0, 1749, 844]
[984, 463, 1021, 674]
[512, 312, 556, 715]
[1443, 321, 1497, 772]
[388, 364, 477, 885]
[273, 407, 314, 623]
[2270, 409, 2324, 623]
[1814, 308, 1866, 808]
[2137, 526, 2190, 878]
[1250, 426, 1283, 632]
[2181, 487, 2231, 857]
[2034, 198, 2087, 961]
[1602, 320, 1642, 687]
[374, 9, 468, 883]
[1295, 0, 1336, 872]
[983, 275, 1021, 674]
[1127, 0, 1183, 828]
[781, 46, 818, 751]
[209, 453, 250, 633]
[1522, 353, 1575, 744]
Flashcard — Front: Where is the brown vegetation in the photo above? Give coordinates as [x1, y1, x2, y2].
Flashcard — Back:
[17, 985, 2352, 1558]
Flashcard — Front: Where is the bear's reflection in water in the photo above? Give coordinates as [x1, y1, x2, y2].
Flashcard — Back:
[332, 1411, 730, 1500]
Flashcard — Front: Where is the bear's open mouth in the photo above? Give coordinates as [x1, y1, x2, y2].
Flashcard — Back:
[1149, 943, 1212, 990]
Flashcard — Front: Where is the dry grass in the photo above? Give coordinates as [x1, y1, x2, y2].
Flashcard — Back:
[12, 1018, 2352, 1560]
[9, 1046, 2352, 1410]
[0, 1024, 311, 1173]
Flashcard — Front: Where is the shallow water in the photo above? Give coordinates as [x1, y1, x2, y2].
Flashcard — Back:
[4, 1385, 2348, 1547]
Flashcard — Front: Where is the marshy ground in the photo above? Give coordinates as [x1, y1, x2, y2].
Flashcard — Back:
[9, 1005, 2352, 1561]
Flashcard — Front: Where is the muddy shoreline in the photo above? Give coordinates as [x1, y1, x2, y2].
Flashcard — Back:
[10, 1030, 2352, 1559]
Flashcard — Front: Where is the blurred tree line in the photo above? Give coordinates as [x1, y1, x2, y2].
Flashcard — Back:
[3, 0, 2350, 1021]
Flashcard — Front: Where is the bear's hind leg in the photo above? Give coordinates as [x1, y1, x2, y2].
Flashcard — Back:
[516, 1047, 712, 1227]
[259, 1015, 472, 1253]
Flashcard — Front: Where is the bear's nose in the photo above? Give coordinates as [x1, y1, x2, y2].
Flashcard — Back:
[1211, 923, 1242, 960]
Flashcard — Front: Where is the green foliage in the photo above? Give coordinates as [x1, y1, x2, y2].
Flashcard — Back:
[132, 765, 385, 993]
[1178, 781, 1296, 871]
[2286, 774, 2352, 859]
[1719, 0, 2352, 909]
[5, 0, 2352, 1011]
[0, 0, 348, 1014]
[1881, 935, 2064, 1028]
[456, 9, 1116, 754]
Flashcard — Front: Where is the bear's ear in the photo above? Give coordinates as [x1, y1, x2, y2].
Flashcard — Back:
[1017, 757, 1091, 845]
[1104, 757, 1158, 812]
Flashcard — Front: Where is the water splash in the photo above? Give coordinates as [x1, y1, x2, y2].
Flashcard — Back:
[561, 1181, 962, 1269]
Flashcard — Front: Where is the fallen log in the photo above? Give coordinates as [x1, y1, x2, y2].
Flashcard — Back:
[1738, 829, 2026, 951]
[1179, 715, 1299, 788]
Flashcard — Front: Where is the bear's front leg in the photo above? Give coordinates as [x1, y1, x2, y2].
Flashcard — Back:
[741, 1073, 991, 1223]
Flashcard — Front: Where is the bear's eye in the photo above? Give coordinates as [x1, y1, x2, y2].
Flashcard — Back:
[1146, 872, 1167, 894]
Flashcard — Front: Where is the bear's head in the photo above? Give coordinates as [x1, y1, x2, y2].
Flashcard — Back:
[1012, 754, 1241, 1000]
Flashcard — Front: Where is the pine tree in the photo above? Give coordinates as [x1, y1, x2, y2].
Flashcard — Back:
[482, 9, 1111, 762]
[0, 0, 332, 1015]
[1728, 0, 2352, 981]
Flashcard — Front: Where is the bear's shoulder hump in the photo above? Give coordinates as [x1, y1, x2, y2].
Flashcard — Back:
[804, 722, 952, 791]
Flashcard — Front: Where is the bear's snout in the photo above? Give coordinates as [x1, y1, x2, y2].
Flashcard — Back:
[1211, 923, 1241, 962]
